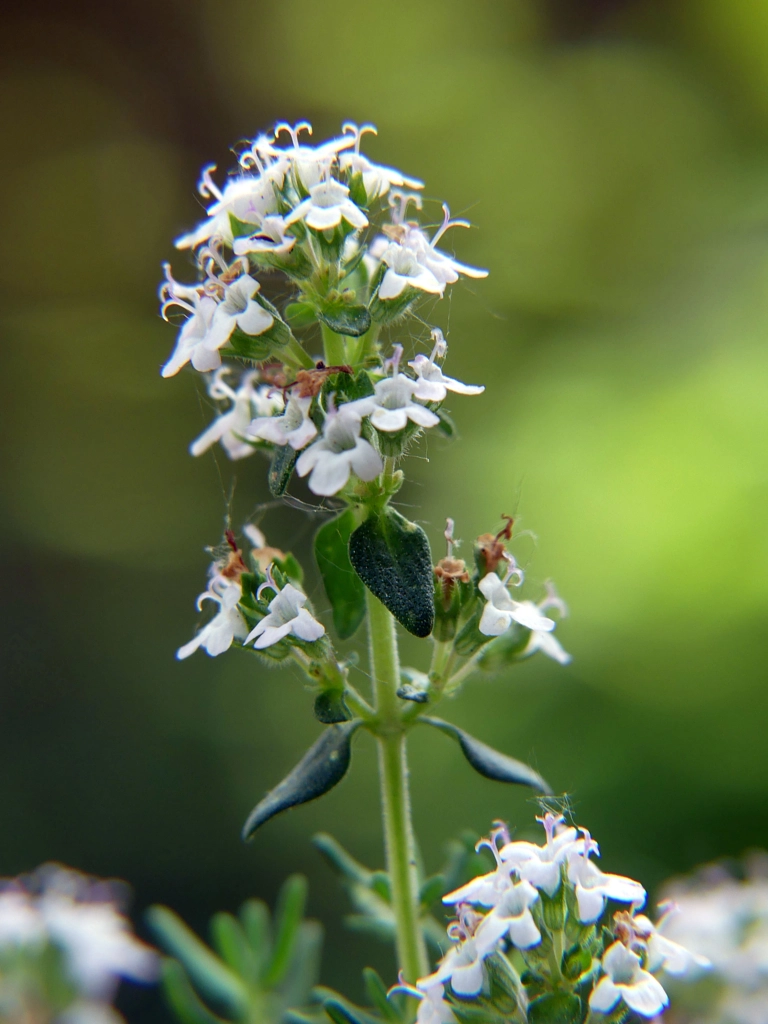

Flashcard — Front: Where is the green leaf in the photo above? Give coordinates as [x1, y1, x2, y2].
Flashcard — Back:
[242, 721, 363, 839]
[229, 325, 275, 362]
[210, 912, 254, 981]
[280, 919, 324, 1009]
[269, 444, 298, 497]
[369, 286, 418, 325]
[239, 899, 272, 975]
[262, 875, 308, 987]
[419, 718, 551, 793]
[527, 992, 582, 1024]
[362, 968, 401, 1023]
[349, 508, 434, 638]
[435, 407, 457, 440]
[159, 959, 228, 1024]
[285, 302, 318, 330]
[147, 907, 249, 1017]
[314, 509, 367, 639]
[317, 301, 371, 337]
[312, 833, 373, 886]
[314, 690, 351, 724]
[418, 874, 446, 908]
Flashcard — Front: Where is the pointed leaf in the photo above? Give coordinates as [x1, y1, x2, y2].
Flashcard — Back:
[317, 301, 371, 337]
[313, 833, 374, 886]
[239, 899, 272, 974]
[210, 912, 254, 980]
[269, 444, 299, 497]
[349, 508, 434, 638]
[262, 875, 307, 987]
[315, 509, 366, 639]
[242, 721, 363, 840]
[279, 920, 324, 1009]
[363, 968, 402, 1023]
[147, 907, 249, 1016]
[419, 718, 551, 794]
[160, 959, 228, 1024]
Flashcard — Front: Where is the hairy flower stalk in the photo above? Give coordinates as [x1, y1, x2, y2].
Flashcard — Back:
[159, 120, 581, 1001]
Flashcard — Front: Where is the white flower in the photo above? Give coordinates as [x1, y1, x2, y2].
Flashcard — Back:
[361, 374, 441, 433]
[0, 890, 46, 946]
[40, 891, 157, 999]
[190, 370, 284, 459]
[250, 122, 355, 192]
[520, 583, 572, 665]
[338, 123, 424, 200]
[413, 982, 456, 1024]
[296, 402, 383, 496]
[432, 936, 486, 997]
[443, 836, 519, 909]
[160, 266, 217, 378]
[631, 911, 711, 976]
[589, 941, 669, 1018]
[409, 354, 484, 403]
[478, 573, 556, 637]
[567, 833, 646, 923]
[474, 878, 541, 953]
[379, 241, 444, 299]
[286, 180, 368, 233]
[175, 166, 283, 250]
[177, 577, 248, 660]
[404, 206, 489, 286]
[245, 582, 324, 649]
[499, 812, 581, 896]
[203, 273, 274, 354]
[248, 393, 317, 451]
[232, 215, 296, 257]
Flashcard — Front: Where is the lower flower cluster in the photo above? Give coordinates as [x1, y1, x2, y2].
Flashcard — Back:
[404, 814, 707, 1024]
[0, 864, 157, 1024]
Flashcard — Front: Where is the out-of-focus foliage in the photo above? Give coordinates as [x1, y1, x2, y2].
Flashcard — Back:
[2, 0, 768, 1018]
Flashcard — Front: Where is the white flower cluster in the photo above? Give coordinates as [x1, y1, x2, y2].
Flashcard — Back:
[660, 856, 768, 1024]
[407, 814, 706, 1024]
[478, 572, 571, 665]
[0, 864, 157, 1023]
[183, 329, 484, 497]
[177, 526, 325, 660]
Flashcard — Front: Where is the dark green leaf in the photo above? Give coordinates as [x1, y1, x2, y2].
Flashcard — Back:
[321, 997, 380, 1024]
[317, 301, 371, 337]
[242, 721, 363, 840]
[269, 444, 298, 497]
[312, 833, 373, 886]
[159, 960, 228, 1024]
[315, 509, 366, 639]
[147, 907, 249, 1016]
[262, 875, 307, 987]
[314, 690, 351, 723]
[369, 287, 418, 325]
[349, 508, 434, 638]
[527, 992, 582, 1024]
[419, 718, 551, 794]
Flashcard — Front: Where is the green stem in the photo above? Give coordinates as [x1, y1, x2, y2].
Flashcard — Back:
[321, 324, 347, 366]
[283, 335, 315, 370]
[366, 591, 428, 982]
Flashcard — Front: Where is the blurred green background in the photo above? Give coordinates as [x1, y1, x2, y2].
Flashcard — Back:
[2, 0, 768, 1017]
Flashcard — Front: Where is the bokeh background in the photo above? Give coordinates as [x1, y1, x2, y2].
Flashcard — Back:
[2, 0, 768, 1017]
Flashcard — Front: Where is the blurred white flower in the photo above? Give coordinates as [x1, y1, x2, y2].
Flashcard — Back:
[474, 878, 541, 952]
[246, 581, 324, 649]
[590, 941, 669, 1018]
[203, 273, 274, 355]
[338, 123, 424, 200]
[175, 165, 283, 250]
[190, 369, 284, 459]
[177, 577, 248, 660]
[478, 573, 556, 637]
[0, 890, 45, 946]
[500, 812, 581, 896]
[232, 214, 296, 256]
[248, 393, 317, 451]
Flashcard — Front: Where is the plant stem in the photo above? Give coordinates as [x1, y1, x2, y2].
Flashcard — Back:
[283, 335, 316, 369]
[366, 590, 428, 982]
[321, 324, 347, 366]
